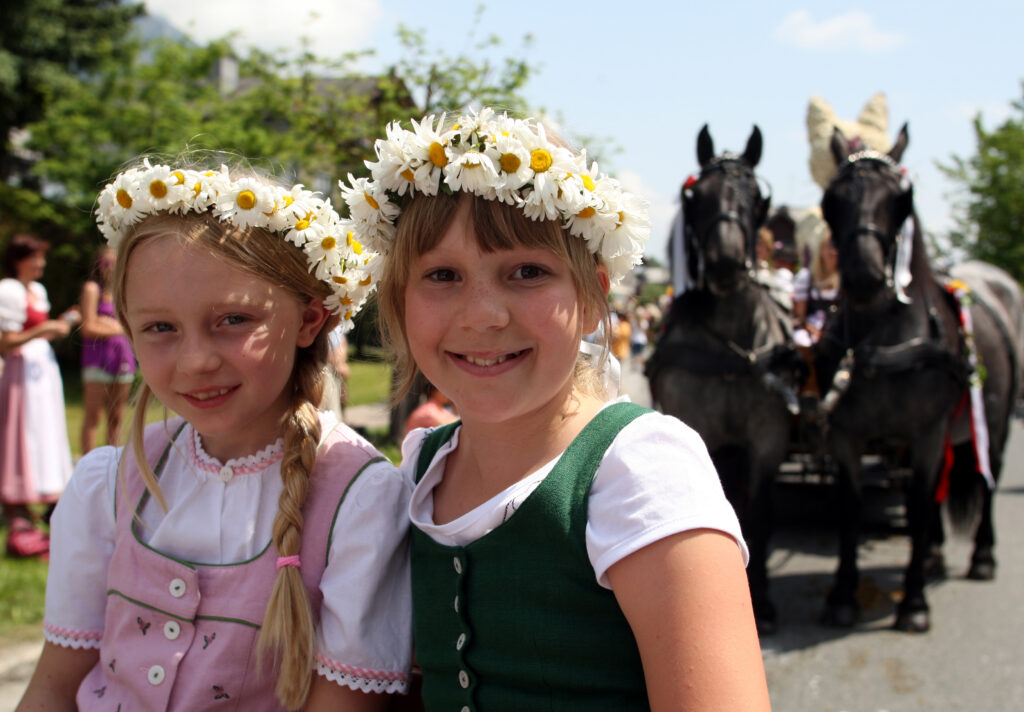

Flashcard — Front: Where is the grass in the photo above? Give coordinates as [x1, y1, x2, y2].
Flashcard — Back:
[0, 352, 394, 643]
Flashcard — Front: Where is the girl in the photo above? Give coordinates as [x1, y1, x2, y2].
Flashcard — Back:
[0, 234, 79, 558]
[18, 161, 412, 711]
[344, 109, 771, 710]
[78, 245, 136, 453]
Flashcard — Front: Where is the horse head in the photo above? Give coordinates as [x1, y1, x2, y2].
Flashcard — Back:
[682, 124, 770, 296]
[822, 123, 914, 309]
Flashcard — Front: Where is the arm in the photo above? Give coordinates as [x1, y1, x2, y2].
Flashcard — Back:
[607, 529, 771, 712]
[0, 318, 71, 352]
[78, 281, 123, 340]
[16, 642, 98, 711]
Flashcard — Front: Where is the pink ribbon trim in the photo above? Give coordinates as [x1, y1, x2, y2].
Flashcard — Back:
[276, 555, 301, 570]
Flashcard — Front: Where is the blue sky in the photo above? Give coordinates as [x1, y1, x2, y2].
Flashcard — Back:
[145, 1, 1022, 262]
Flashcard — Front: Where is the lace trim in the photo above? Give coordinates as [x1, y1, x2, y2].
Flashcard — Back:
[43, 623, 102, 650]
[188, 425, 284, 475]
[314, 653, 409, 695]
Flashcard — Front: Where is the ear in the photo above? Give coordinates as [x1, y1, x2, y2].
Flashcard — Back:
[830, 126, 850, 168]
[889, 123, 909, 163]
[296, 298, 331, 348]
[697, 124, 714, 169]
[743, 125, 763, 168]
[583, 263, 611, 334]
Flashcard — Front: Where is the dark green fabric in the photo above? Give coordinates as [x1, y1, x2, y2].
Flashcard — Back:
[411, 403, 652, 711]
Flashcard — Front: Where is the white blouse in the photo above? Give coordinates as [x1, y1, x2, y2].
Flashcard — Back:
[44, 412, 412, 694]
[0, 278, 47, 331]
[403, 401, 748, 589]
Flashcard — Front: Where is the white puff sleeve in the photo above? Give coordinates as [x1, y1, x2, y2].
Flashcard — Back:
[314, 459, 413, 694]
[43, 446, 120, 648]
[0, 279, 27, 331]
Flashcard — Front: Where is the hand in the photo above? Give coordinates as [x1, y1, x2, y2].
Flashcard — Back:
[60, 307, 82, 326]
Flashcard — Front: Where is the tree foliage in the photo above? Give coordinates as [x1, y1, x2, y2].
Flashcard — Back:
[940, 82, 1024, 281]
[0, 0, 143, 180]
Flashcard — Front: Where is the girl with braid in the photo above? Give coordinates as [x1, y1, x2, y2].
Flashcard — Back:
[18, 160, 412, 711]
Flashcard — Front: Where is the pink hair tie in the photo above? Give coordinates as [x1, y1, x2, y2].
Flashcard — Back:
[276, 555, 301, 570]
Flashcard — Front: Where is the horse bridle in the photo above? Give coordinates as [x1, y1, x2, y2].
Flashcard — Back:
[829, 150, 910, 296]
[683, 155, 770, 288]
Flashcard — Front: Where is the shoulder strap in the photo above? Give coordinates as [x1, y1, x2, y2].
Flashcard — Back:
[555, 402, 650, 491]
[414, 421, 462, 484]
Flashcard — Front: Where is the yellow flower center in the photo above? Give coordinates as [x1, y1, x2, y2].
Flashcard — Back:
[321, 237, 336, 250]
[364, 192, 380, 210]
[499, 153, 521, 173]
[581, 174, 596, 191]
[116, 189, 133, 209]
[359, 275, 372, 286]
[171, 171, 185, 185]
[577, 206, 596, 218]
[283, 195, 294, 207]
[401, 168, 416, 182]
[192, 183, 202, 197]
[530, 149, 553, 172]
[237, 190, 256, 210]
[341, 295, 353, 306]
[617, 211, 625, 225]
[344, 310, 353, 321]
[149, 180, 168, 199]
[295, 218, 310, 231]
[428, 142, 448, 168]
[332, 276, 348, 284]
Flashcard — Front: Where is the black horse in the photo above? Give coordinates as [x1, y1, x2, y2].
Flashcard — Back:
[647, 125, 802, 634]
[816, 124, 1023, 631]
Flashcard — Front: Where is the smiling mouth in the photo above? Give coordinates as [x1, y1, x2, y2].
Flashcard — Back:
[456, 350, 528, 367]
[187, 387, 235, 401]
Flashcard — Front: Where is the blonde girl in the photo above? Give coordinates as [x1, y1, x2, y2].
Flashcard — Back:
[19, 161, 412, 711]
[344, 109, 771, 711]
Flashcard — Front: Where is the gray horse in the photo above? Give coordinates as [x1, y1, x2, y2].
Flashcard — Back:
[646, 125, 802, 634]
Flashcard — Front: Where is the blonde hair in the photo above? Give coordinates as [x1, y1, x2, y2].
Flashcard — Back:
[113, 206, 335, 710]
[377, 191, 611, 404]
[811, 234, 840, 290]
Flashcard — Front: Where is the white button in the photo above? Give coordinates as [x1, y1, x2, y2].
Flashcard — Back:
[458, 670, 469, 689]
[456, 633, 466, 650]
[453, 556, 462, 574]
[163, 621, 181, 640]
[148, 665, 166, 685]
[453, 595, 459, 613]
[169, 578, 186, 598]
[218, 465, 233, 482]
[461, 707, 471, 712]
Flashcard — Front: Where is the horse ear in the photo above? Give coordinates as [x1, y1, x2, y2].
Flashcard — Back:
[697, 124, 714, 169]
[889, 123, 909, 163]
[743, 125, 763, 168]
[830, 126, 850, 168]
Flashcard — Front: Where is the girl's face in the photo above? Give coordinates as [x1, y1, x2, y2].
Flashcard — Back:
[123, 235, 327, 461]
[403, 202, 602, 428]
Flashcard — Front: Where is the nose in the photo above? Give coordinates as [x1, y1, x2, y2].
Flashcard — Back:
[176, 332, 221, 375]
[456, 277, 510, 331]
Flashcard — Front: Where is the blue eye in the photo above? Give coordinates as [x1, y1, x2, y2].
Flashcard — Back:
[223, 314, 246, 326]
[149, 322, 174, 333]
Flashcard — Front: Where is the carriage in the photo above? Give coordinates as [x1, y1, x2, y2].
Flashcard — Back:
[645, 122, 1023, 634]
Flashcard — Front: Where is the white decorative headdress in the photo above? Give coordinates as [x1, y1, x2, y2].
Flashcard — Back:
[339, 107, 651, 285]
[95, 161, 379, 331]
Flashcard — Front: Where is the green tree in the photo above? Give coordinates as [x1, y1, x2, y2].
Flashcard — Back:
[940, 83, 1024, 281]
[0, 0, 143, 181]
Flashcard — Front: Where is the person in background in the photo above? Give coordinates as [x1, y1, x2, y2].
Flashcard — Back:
[403, 382, 457, 437]
[79, 245, 136, 453]
[323, 325, 351, 419]
[0, 234, 79, 558]
[610, 309, 631, 362]
[793, 234, 839, 347]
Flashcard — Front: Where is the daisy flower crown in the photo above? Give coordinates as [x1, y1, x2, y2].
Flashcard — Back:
[95, 161, 379, 331]
[340, 107, 651, 285]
